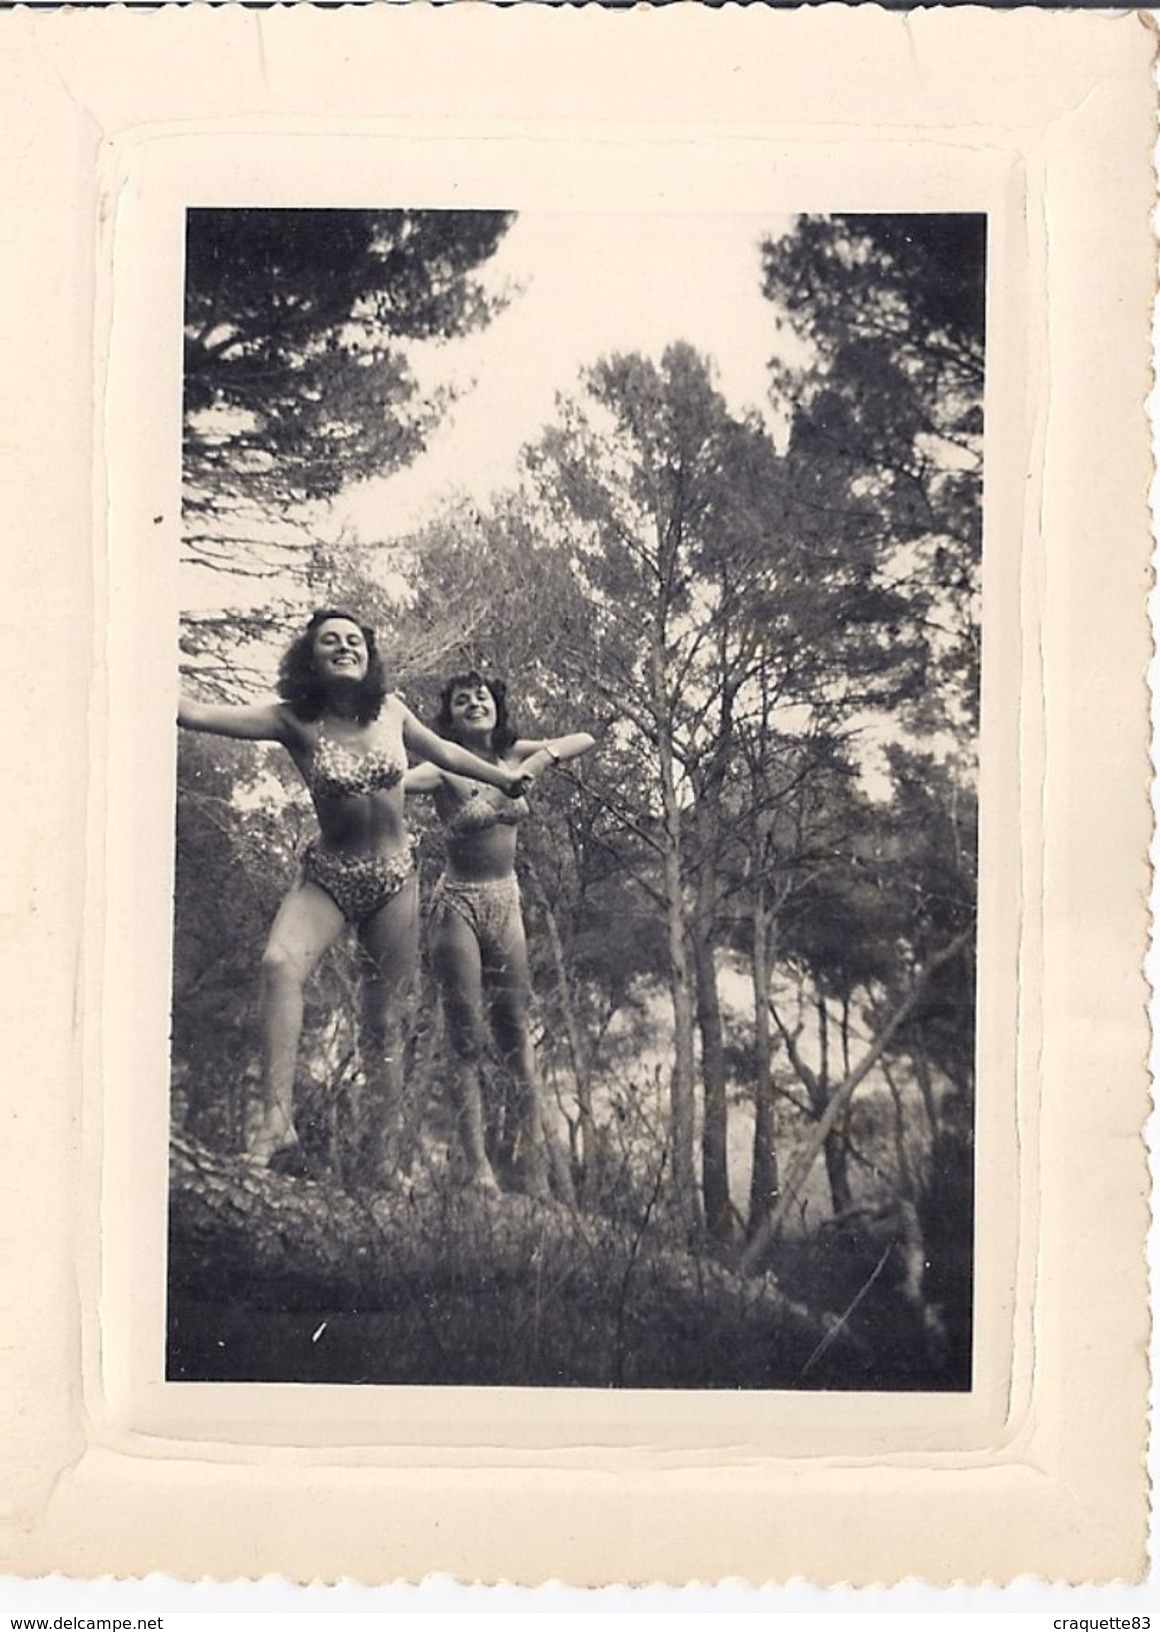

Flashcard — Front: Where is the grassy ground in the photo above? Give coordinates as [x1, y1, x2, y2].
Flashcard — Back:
[167, 1157, 969, 1391]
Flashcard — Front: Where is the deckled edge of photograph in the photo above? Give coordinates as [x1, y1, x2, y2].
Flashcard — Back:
[0, 2, 1153, 1590]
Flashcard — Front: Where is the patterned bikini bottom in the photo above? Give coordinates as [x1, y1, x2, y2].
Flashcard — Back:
[301, 839, 416, 926]
[430, 873, 524, 964]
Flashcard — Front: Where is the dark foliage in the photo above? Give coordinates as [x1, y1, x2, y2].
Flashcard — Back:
[181, 206, 515, 606]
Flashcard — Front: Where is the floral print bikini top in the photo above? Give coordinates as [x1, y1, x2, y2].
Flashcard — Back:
[309, 721, 405, 802]
[445, 786, 529, 835]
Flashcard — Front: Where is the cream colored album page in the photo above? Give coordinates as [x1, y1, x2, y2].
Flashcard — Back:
[0, 2, 1153, 1590]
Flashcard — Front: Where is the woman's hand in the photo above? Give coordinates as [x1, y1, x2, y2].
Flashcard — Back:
[402, 705, 523, 794]
[505, 770, 535, 799]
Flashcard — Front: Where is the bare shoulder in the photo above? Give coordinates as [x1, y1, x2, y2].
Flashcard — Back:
[379, 692, 412, 734]
[432, 770, 476, 823]
[276, 702, 315, 750]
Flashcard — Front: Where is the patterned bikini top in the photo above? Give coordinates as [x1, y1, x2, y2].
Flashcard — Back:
[310, 722, 405, 802]
[445, 786, 529, 836]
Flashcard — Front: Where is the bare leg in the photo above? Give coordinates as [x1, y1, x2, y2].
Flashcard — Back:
[429, 906, 499, 1194]
[355, 875, 419, 1187]
[252, 880, 346, 1164]
[486, 924, 551, 1200]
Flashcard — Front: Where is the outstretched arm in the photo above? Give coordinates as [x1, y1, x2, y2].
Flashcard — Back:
[513, 732, 597, 778]
[400, 708, 532, 798]
[177, 696, 291, 743]
[402, 762, 445, 795]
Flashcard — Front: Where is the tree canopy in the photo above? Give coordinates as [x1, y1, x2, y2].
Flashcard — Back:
[182, 207, 514, 574]
[761, 213, 985, 734]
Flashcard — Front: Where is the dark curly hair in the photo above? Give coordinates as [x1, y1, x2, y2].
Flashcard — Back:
[277, 608, 389, 724]
[434, 671, 517, 755]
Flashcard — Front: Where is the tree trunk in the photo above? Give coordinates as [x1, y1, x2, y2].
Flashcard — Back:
[814, 990, 853, 1215]
[913, 1050, 941, 1140]
[693, 926, 730, 1239]
[741, 931, 973, 1275]
[651, 641, 702, 1237]
[823, 1135, 854, 1217]
[881, 1059, 914, 1197]
[525, 862, 595, 1199]
[747, 885, 779, 1237]
[693, 851, 731, 1240]
[661, 837, 701, 1235]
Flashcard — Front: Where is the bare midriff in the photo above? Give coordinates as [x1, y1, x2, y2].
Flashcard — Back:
[442, 820, 520, 883]
[312, 782, 410, 856]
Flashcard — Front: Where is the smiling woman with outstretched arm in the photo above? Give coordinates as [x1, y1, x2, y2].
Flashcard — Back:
[178, 611, 531, 1185]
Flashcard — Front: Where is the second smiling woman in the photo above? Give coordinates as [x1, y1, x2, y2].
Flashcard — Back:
[405, 672, 595, 1198]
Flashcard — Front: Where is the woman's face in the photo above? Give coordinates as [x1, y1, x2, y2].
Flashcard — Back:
[448, 680, 497, 738]
[312, 618, 369, 683]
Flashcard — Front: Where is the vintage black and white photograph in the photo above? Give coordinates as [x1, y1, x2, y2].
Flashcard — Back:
[165, 205, 982, 1393]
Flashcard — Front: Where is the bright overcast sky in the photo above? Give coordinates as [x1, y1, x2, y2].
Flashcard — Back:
[332, 209, 798, 545]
